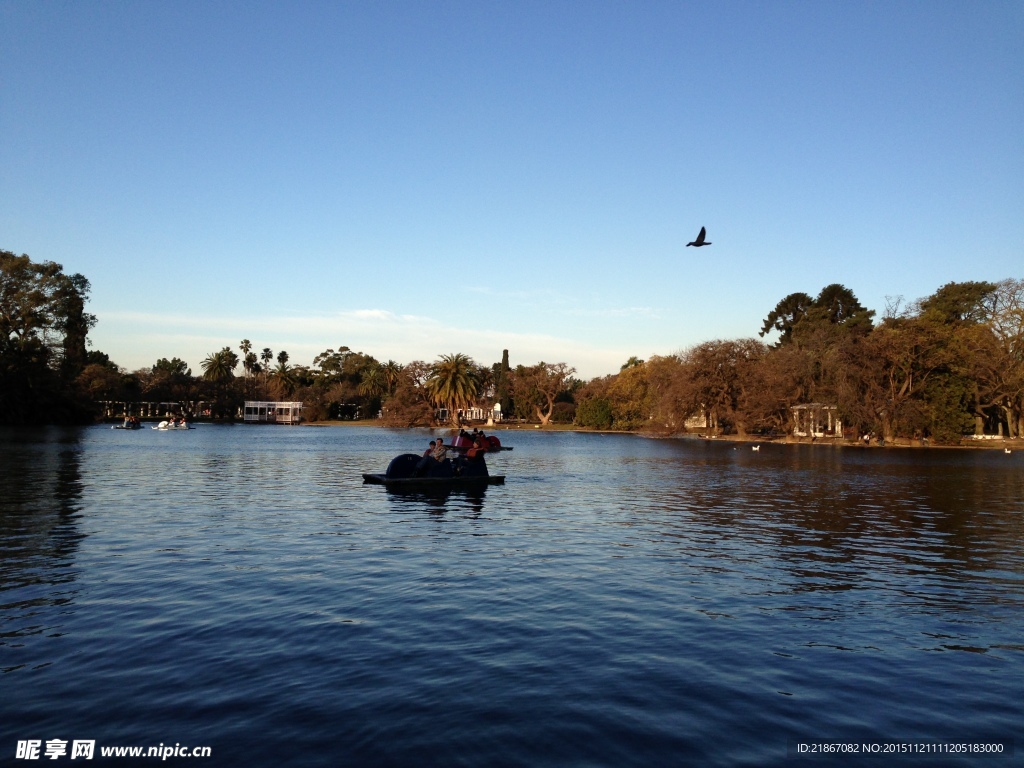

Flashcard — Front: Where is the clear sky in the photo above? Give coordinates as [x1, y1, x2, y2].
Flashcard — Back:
[2, 1, 1021, 379]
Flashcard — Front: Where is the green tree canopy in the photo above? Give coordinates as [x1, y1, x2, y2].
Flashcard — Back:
[761, 285, 874, 347]
[426, 353, 481, 426]
[510, 362, 575, 425]
[1, 250, 96, 423]
[201, 347, 238, 382]
[918, 281, 997, 326]
[759, 292, 814, 344]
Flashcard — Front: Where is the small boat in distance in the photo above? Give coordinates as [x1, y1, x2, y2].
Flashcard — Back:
[153, 420, 194, 430]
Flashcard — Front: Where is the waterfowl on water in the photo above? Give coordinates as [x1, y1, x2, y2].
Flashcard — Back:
[752, 445, 760, 451]
[687, 226, 711, 247]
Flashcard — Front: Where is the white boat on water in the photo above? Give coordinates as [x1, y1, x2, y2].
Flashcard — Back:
[153, 421, 194, 430]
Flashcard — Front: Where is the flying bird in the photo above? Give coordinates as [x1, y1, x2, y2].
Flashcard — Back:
[687, 226, 711, 247]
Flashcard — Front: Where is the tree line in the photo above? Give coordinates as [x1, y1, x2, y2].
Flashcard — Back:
[4, 249, 1021, 442]
[573, 280, 1024, 443]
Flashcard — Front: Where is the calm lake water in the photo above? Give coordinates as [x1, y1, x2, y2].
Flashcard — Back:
[1, 425, 1022, 766]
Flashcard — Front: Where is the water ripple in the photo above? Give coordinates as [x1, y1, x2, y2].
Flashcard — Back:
[0, 426, 1021, 766]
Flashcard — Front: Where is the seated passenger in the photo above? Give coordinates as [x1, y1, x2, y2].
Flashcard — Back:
[414, 441, 437, 476]
[467, 434, 487, 459]
[432, 439, 448, 462]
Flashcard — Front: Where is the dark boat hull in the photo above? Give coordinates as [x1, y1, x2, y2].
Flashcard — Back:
[362, 474, 505, 487]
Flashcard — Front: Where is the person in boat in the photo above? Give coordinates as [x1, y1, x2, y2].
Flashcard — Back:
[432, 438, 449, 462]
[413, 441, 437, 476]
[467, 433, 488, 459]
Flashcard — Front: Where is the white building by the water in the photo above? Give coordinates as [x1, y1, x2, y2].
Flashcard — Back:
[243, 401, 303, 424]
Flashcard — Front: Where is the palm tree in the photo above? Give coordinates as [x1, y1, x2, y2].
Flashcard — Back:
[243, 352, 259, 397]
[269, 361, 297, 399]
[382, 360, 403, 395]
[201, 347, 239, 418]
[201, 347, 238, 382]
[260, 348, 273, 397]
[239, 340, 253, 388]
[358, 364, 386, 399]
[425, 353, 480, 426]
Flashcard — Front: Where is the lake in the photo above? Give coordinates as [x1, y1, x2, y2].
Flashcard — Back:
[1, 425, 1021, 766]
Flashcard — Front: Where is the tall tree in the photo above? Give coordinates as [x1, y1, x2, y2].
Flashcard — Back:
[917, 281, 997, 325]
[270, 361, 297, 399]
[201, 348, 238, 382]
[761, 285, 874, 349]
[201, 347, 239, 418]
[380, 361, 434, 427]
[759, 292, 813, 345]
[510, 362, 575, 426]
[492, 349, 513, 418]
[676, 339, 767, 436]
[0, 250, 96, 423]
[425, 353, 481, 426]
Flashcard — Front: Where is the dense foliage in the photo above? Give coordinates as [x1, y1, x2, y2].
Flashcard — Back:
[1, 250, 96, 424]
[6, 247, 1020, 441]
[574, 280, 1024, 443]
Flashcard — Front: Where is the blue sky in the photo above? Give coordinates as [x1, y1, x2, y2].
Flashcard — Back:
[2, 1, 1021, 378]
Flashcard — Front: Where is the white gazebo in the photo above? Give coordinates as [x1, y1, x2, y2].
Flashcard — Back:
[243, 401, 303, 425]
[791, 404, 841, 438]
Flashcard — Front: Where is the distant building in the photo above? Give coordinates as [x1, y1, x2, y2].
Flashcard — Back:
[243, 401, 303, 425]
[791, 404, 841, 438]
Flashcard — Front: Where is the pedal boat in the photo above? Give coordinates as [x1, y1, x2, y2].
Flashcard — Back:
[363, 452, 504, 488]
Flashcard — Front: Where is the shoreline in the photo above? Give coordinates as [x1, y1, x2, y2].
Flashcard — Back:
[301, 420, 1022, 451]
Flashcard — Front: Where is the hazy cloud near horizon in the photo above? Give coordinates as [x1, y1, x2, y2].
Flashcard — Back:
[92, 309, 644, 379]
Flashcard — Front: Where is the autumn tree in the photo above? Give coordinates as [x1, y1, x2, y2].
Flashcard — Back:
[511, 362, 575, 425]
[675, 339, 767, 436]
[983, 279, 1024, 436]
[381, 360, 434, 427]
[606, 359, 651, 429]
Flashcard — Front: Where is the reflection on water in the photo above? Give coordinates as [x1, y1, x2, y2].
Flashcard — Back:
[382, 485, 490, 517]
[0, 426, 1021, 766]
[0, 428, 85, 673]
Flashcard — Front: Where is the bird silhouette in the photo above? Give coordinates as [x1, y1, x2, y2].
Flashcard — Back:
[687, 226, 711, 247]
